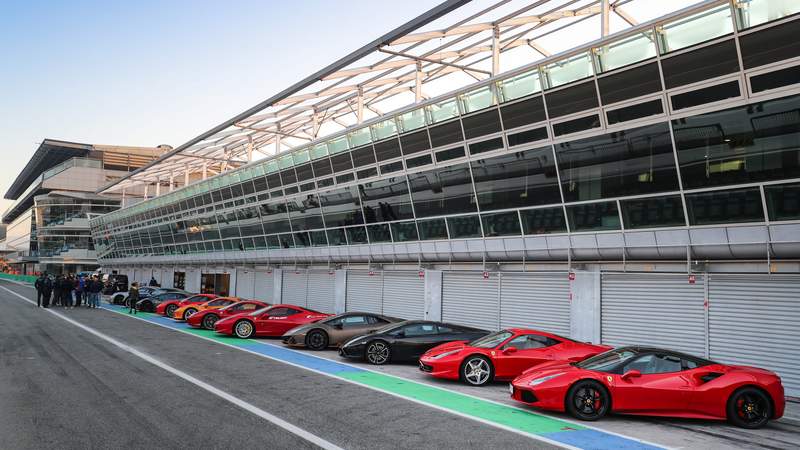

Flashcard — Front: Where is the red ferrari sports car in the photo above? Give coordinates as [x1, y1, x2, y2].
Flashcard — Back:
[155, 293, 216, 318]
[214, 304, 330, 339]
[419, 328, 609, 386]
[510, 346, 785, 429]
[187, 299, 269, 330]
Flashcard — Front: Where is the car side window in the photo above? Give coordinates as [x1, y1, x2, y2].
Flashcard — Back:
[208, 299, 224, 306]
[285, 308, 302, 316]
[404, 324, 438, 337]
[342, 316, 368, 327]
[267, 307, 291, 317]
[240, 303, 259, 311]
[623, 354, 683, 374]
[502, 334, 550, 350]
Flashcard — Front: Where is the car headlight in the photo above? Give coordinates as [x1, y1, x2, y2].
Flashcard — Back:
[528, 373, 563, 386]
[428, 349, 461, 360]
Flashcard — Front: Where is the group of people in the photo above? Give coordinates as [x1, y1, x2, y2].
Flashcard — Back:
[34, 273, 104, 309]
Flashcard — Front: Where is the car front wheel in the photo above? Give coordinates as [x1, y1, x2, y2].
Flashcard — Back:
[461, 355, 494, 386]
[165, 304, 178, 317]
[234, 320, 255, 339]
[183, 308, 197, 319]
[202, 314, 219, 330]
[365, 341, 391, 365]
[727, 387, 772, 429]
[566, 380, 610, 421]
[305, 330, 329, 350]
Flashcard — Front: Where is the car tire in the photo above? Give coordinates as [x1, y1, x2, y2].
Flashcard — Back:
[305, 329, 329, 350]
[202, 314, 219, 330]
[234, 320, 255, 339]
[113, 295, 124, 305]
[165, 304, 178, 317]
[727, 386, 772, 429]
[183, 308, 197, 319]
[460, 355, 494, 386]
[566, 380, 610, 421]
[365, 341, 391, 365]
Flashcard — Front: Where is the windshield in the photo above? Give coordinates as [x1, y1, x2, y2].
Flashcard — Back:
[469, 330, 513, 348]
[576, 348, 640, 372]
[250, 306, 272, 316]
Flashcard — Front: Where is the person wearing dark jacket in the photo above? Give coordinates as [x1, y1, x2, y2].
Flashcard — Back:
[148, 277, 158, 287]
[128, 283, 139, 314]
[41, 276, 53, 308]
[34, 273, 46, 307]
[53, 275, 62, 306]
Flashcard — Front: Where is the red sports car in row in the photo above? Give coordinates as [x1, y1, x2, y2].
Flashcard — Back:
[420, 328, 609, 386]
[187, 299, 269, 330]
[155, 293, 216, 318]
[510, 346, 785, 429]
[214, 304, 330, 338]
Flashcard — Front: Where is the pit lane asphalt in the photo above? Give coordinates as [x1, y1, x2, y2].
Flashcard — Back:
[0, 280, 558, 450]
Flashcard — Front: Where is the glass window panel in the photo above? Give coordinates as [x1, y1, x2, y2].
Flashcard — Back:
[317, 178, 334, 188]
[766, 182, 800, 221]
[358, 177, 414, 223]
[278, 155, 294, 170]
[557, 122, 678, 201]
[400, 130, 431, 155]
[418, 218, 448, 240]
[738, 19, 800, 69]
[447, 215, 482, 239]
[293, 232, 310, 248]
[295, 163, 314, 182]
[348, 127, 372, 147]
[551, 115, 601, 137]
[293, 150, 310, 165]
[346, 226, 368, 244]
[469, 137, 505, 155]
[278, 233, 295, 248]
[500, 96, 546, 130]
[481, 211, 521, 237]
[472, 147, 561, 211]
[327, 136, 349, 154]
[566, 201, 621, 231]
[686, 188, 764, 225]
[300, 182, 315, 192]
[673, 94, 800, 189]
[460, 86, 495, 113]
[606, 99, 664, 125]
[373, 137, 402, 161]
[260, 202, 291, 234]
[351, 145, 376, 167]
[319, 186, 364, 227]
[657, 5, 733, 53]
[545, 81, 598, 119]
[280, 168, 297, 185]
[621, 195, 685, 229]
[266, 235, 280, 249]
[507, 127, 548, 148]
[596, 31, 657, 72]
[598, 62, 662, 106]
[266, 160, 279, 173]
[750, 66, 800, 94]
[310, 230, 328, 246]
[399, 108, 428, 132]
[331, 153, 354, 172]
[335, 173, 354, 184]
[543, 52, 593, 88]
[287, 194, 324, 231]
[312, 158, 333, 177]
[462, 109, 502, 140]
[407, 163, 476, 218]
[661, 40, 739, 89]
[371, 119, 398, 140]
[367, 223, 392, 242]
[670, 81, 740, 111]
[390, 221, 418, 242]
[326, 228, 347, 246]
[380, 161, 403, 174]
[310, 144, 329, 160]
[736, 0, 800, 29]
[427, 98, 460, 123]
[520, 207, 567, 235]
[356, 167, 378, 179]
[435, 146, 465, 163]
[429, 120, 464, 148]
[405, 154, 432, 169]
[498, 70, 541, 102]
[253, 236, 267, 249]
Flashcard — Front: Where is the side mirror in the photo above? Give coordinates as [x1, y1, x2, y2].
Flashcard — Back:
[395, 331, 406, 338]
[503, 346, 518, 354]
[621, 370, 641, 381]
[333, 323, 343, 330]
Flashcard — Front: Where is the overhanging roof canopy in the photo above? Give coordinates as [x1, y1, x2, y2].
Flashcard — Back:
[98, 0, 714, 195]
[6, 139, 91, 200]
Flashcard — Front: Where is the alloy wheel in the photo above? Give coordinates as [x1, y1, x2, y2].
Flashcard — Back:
[235, 321, 254, 338]
[574, 386, 603, 417]
[735, 393, 769, 425]
[463, 358, 491, 385]
[202, 314, 219, 330]
[366, 342, 389, 365]
[165, 304, 177, 317]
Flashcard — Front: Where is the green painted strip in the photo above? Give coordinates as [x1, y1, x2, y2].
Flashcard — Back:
[338, 371, 583, 435]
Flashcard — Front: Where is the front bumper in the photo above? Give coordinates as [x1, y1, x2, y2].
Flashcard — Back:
[339, 344, 365, 359]
[418, 357, 461, 380]
[510, 384, 539, 404]
[282, 334, 306, 347]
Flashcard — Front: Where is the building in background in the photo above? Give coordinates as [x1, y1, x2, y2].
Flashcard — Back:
[90, 1, 800, 396]
[2, 139, 167, 274]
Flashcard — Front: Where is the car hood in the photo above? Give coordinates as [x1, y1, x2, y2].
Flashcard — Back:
[424, 340, 470, 356]
[284, 323, 315, 337]
[515, 361, 579, 383]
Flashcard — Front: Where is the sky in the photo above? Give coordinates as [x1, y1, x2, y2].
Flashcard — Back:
[0, 0, 442, 213]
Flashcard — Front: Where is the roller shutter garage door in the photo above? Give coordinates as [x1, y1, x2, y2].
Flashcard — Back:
[306, 271, 336, 313]
[282, 271, 308, 307]
[601, 273, 706, 356]
[254, 271, 275, 303]
[382, 271, 425, 320]
[442, 272, 499, 330]
[161, 269, 174, 288]
[709, 274, 800, 397]
[500, 273, 570, 336]
[151, 269, 162, 286]
[346, 271, 383, 314]
[235, 269, 256, 299]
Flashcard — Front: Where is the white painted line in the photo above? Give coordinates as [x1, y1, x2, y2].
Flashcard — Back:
[0, 284, 344, 450]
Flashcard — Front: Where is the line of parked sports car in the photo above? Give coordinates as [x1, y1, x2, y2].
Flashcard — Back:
[107, 287, 786, 429]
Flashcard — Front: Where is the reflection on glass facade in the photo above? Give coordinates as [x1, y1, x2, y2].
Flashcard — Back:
[92, 8, 800, 262]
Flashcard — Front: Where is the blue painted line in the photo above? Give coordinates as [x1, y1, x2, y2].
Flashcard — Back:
[543, 429, 664, 450]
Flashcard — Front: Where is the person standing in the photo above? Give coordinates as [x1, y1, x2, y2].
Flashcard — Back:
[34, 273, 46, 307]
[52, 275, 62, 306]
[62, 275, 73, 309]
[41, 275, 53, 308]
[75, 275, 84, 307]
[90, 275, 102, 308]
[128, 282, 139, 314]
[149, 276, 158, 287]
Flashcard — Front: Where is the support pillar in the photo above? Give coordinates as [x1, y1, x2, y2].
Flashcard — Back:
[272, 269, 283, 304]
[570, 269, 601, 343]
[423, 269, 442, 321]
[334, 269, 347, 314]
